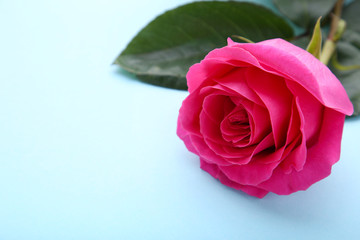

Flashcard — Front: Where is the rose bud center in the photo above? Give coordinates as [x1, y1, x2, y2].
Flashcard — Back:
[221, 107, 251, 145]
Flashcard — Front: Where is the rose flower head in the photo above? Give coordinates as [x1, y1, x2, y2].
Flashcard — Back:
[177, 38, 353, 198]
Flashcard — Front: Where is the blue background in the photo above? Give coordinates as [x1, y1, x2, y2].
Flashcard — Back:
[0, 0, 359, 239]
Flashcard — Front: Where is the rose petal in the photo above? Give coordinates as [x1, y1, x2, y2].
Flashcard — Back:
[190, 135, 232, 166]
[200, 159, 269, 198]
[187, 57, 253, 93]
[246, 67, 293, 148]
[286, 80, 324, 146]
[187, 60, 233, 93]
[217, 133, 284, 185]
[177, 118, 198, 155]
[204, 132, 274, 165]
[284, 99, 301, 144]
[219, 157, 280, 186]
[201, 83, 271, 147]
[220, 105, 251, 145]
[278, 98, 307, 173]
[220, 144, 256, 160]
[258, 108, 345, 195]
[201, 92, 235, 124]
[178, 88, 204, 136]
[236, 97, 271, 145]
[280, 135, 306, 174]
[233, 38, 354, 116]
[215, 68, 264, 106]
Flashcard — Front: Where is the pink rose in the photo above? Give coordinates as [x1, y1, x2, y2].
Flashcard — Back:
[177, 38, 353, 198]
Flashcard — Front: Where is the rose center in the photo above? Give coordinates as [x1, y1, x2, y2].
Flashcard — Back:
[220, 107, 251, 145]
[228, 110, 248, 126]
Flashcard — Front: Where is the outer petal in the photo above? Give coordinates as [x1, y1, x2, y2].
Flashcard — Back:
[200, 159, 269, 198]
[177, 88, 203, 136]
[187, 46, 262, 93]
[177, 119, 199, 155]
[190, 135, 232, 166]
[233, 38, 353, 115]
[215, 68, 264, 106]
[187, 59, 234, 93]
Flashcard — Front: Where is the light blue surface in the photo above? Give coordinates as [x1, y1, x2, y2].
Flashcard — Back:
[0, 0, 359, 239]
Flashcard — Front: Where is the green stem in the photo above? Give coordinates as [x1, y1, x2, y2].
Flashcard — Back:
[320, 0, 345, 65]
[320, 40, 336, 65]
[231, 35, 254, 43]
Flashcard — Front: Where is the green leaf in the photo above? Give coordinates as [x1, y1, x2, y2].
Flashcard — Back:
[291, 35, 311, 49]
[115, 1, 294, 90]
[342, 0, 360, 33]
[330, 0, 360, 116]
[291, 26, 329, 50]
[272, 0, 337, 29]
[331, 30, 360, 116]
[306, 17, 322, 59]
